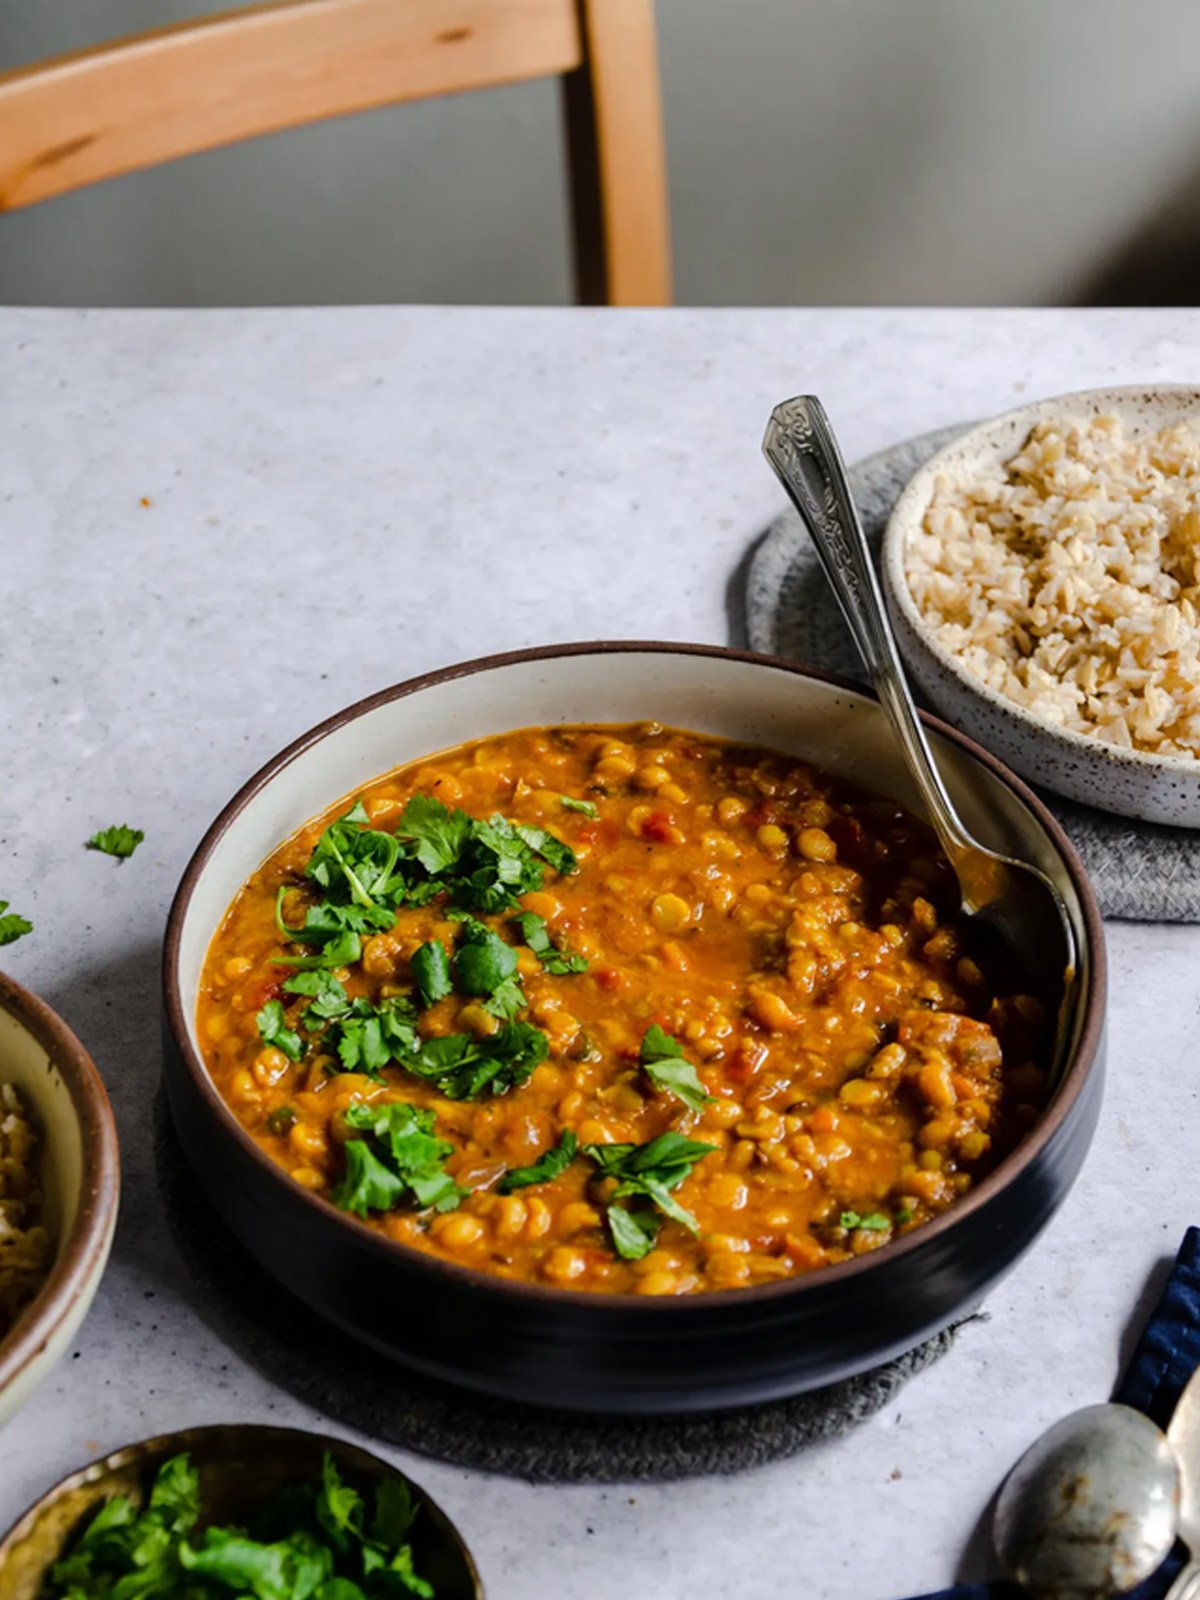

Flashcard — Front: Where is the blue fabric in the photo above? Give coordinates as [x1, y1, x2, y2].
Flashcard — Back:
[906, 1227, 1200, 1600]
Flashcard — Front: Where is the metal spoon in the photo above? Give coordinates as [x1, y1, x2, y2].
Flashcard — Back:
[993, 1403, 1180, 1597]
[762, 395, 1078, 1080]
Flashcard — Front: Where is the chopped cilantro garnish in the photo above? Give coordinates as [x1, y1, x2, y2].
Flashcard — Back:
[86, 824, 144, 859]
[256, 999, 304, 1062]
[46, 1450, 434, 1600]
[895, 1200, 915, 1226]
[333, 1099, 465, 1216]
[584, 1132, 717, 1259]
[839, 1210, 891, 1232]
[305, 800, 407, 909]
[560, 795, 597, 817]
[0, 901, 31, 947]
[452, 917, 525, 1019]
[638, 1025, 715, 1113]
[273, 887, 393, 969]
[411, 939, 452, 1008]
[394, 794, 473, 875]
[282, 968, 352, 1022]
[499, 1131, 579, 1192]
[402, 1021, 549, 1100]
[327, 996, 421, 1078]
[512, 911, 588, 976]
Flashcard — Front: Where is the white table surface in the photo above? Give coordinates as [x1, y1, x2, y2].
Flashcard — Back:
[3, 305, 1199, 1600]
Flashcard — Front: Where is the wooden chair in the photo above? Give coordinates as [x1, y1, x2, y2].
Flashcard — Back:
[0, 0, 671, 306]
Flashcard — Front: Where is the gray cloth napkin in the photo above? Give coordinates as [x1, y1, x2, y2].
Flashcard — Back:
[745, 424, 1200, 922]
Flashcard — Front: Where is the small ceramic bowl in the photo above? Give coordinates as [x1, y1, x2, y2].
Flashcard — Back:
[882, 385, 1200, 826]
[162, 643, 1106, 1414]
[0, 971, 119, 1428]
[0, 1423, 483, 1598]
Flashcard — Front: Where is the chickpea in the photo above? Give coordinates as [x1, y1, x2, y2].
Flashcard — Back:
[797, 827, 837, 863]
[917, 1056, 957, 1109]
[494, 1195, 529, 1239]
[636, 764, 671, 790]
[839, 1077, 886, 1110]
[542, 1245, 588, 1284]
[756, 823, 789, 853]
[651, 892, 692, 933]
[560, 1201, 602, 1232]
[253, 1047, 291, 1087]
[289, 1121, 327, 1161]
[747, 986, 800, 1033]
[434, 1212, 486, 1250]
[636, 1272, 680, 1296]
[659, 783, 688, 804]
[223, 955, 253, 979]
[716, 796, 749, 825]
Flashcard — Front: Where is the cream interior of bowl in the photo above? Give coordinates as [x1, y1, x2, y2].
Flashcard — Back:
[176, 651, 1094, 1078]
[0, 1007, 82, 1259]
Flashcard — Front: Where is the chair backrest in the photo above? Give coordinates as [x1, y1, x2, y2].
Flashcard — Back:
[0, 0, 671, 305]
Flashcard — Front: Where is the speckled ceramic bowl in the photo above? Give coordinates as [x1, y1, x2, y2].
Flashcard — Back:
[163, 643, 1106, 1413]
[882, 385, 1200, 827]
[0, 1423, 482, 1598]
[0, 971, 119, 1428]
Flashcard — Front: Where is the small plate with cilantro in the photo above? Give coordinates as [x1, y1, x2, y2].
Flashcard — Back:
[0, 1423, 481, 1600]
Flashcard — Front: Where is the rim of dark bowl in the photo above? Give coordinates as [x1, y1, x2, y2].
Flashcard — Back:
[0, 1421, 482, 1595]
[0, 970, 120, 1393]
[162, 640, 1107, 1316]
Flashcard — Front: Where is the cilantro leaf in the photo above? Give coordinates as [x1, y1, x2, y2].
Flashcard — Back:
[257, 999, 304, 1063]
[606, 1203, 661, 1261]
[305, 800, 407, 910]
[328, 996, 420, 1079]
[333, 1099, 465, 1215]
[840, 1210, 890, 1232]
[47, 1450, 433, 1600]
[273, 888, 393, 969]
[584, 1132, 717, 1253]
[638, 1025, 714, 1113]
[411, 940, 452, 1008]
[85, 824, 144, 859]
[512, 911, 588, 976]
[559, 795, 597, 817]
[395, 794, 473, 875]
[515, 822, 577, 876]
[282, 968, 352, 1022]
[499, 1130, 578, 1192]
[452, 917, 526, 1019]
[453, 919, 518, 995]
[403, 1021, 549, 1100]
[0, 901, 31, 947]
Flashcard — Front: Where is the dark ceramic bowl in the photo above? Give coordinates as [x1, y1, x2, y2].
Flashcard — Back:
[162, 643, 1106, 1414]
[0, 1423, 482, 1598]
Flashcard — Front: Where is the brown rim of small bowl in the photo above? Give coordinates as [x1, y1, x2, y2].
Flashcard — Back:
[883, 383, 1200, 776]
[0, 970, 120, 1390]
[162, 640, 1107, 1315]
[0, 1422, 483, 1596]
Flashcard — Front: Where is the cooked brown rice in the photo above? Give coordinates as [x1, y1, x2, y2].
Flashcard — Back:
[0, 1082, 50, 1339]
[905, 413, 1200, 758]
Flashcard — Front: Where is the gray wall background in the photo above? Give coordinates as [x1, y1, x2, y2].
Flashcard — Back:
[3, 0, 1200, 307]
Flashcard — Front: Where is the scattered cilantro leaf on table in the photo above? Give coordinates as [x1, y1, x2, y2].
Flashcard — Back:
[638, 1025, 715, 1113]
[0, 901, 31, 946]
[86, 824, 144, 859]
[499, 1130, 579, 1193]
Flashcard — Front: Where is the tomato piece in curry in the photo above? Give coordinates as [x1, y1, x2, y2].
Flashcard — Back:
[197, 723, 1049, 1297]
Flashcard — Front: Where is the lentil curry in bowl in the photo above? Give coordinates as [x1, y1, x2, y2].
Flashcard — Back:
[165, 644, 1103, 1411]
[199, 723, 1050, 1299]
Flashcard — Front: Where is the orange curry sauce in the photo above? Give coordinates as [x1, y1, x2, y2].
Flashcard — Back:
[197, 723, 1048, 1296]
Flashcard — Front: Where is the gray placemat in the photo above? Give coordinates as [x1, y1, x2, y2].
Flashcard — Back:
[154, 1092, 957, 1482]
[747, 424, 1200, 922]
